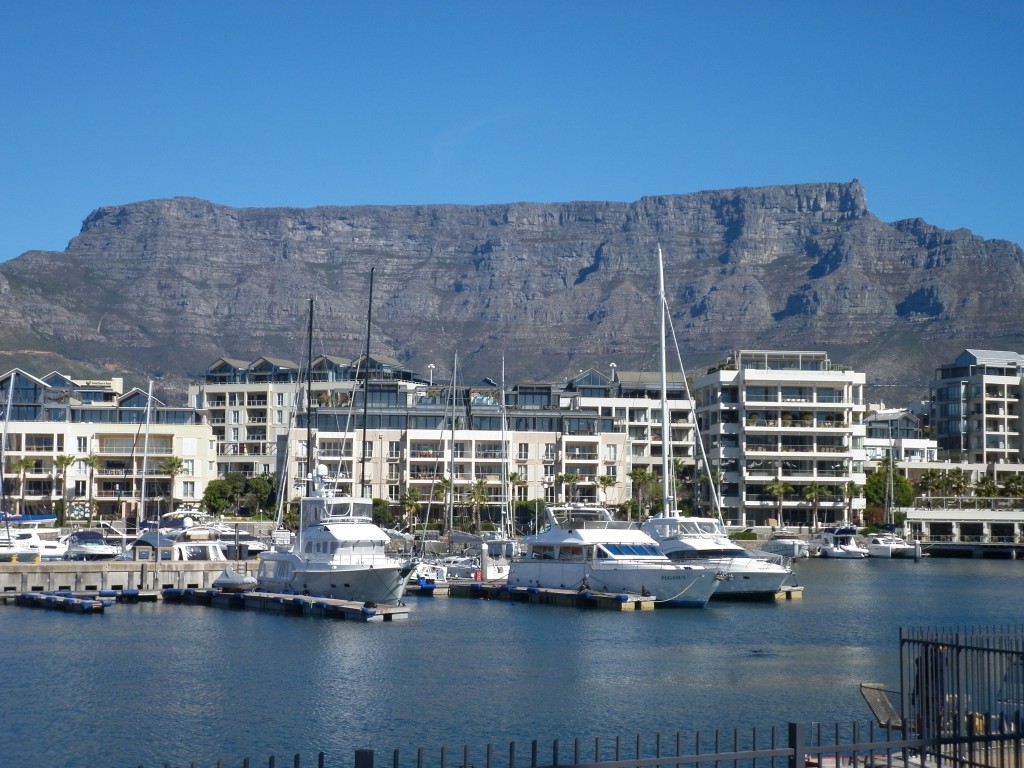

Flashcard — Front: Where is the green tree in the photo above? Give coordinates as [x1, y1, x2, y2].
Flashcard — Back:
[864, 470, 914, 514]
[52, 454, 77, 525]
[468, 478, 489, 532]
[555, 472, 580, 503]
[764, 479, 794, 525]
[157, 455, 185, 514]
[243, 473, 276, 518]
[627, 467, 658, 519]
[597, 473, 618, 504]
[974, 474, 999, 499]
[82, 453, 104, 526]
[399, 487, 421, 529]
[844, 481, 863, 526]
[802, 482, 827, 530]
[1002, 473, 1024, 500]
[10, 456, 35, 518]
[945, 467, 971, 498]
[916, 469, 945, 507]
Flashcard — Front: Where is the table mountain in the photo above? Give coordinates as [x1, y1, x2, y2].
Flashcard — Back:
[1, 180, 1020, 405]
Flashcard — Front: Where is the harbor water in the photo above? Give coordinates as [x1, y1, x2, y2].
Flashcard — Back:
[4, 556, 1023, 767]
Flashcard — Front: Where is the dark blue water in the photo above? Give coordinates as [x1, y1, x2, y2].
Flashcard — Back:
[4, 557, 1023, 768]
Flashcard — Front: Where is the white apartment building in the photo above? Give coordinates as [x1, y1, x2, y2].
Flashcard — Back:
[1, 369, 214, 523]
[693, 350, 867, 527]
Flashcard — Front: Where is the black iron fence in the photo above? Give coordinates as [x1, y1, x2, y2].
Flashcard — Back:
[136, 719, 1024, 768]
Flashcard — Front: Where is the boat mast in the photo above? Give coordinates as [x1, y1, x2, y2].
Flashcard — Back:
[447, 351, 458, 538]
[1, 372, 14, 535]
[658, 245, 674, 515]
[305, 297, 315, 497]
[140, 380, 153, 526]
[359, 268, 374, 499]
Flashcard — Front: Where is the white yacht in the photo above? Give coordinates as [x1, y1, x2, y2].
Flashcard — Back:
[865, 529, 918, 558]
[813, 525, 869, 558]
[761, 529, 813, 559]
[642, 514, 793, 599]
[507, 504, 721, 607]
[255, 466, 414, 605]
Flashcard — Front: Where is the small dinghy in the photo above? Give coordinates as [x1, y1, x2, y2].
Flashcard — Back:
[213, 567, 257, 593]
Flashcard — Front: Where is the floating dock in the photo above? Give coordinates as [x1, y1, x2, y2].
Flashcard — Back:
[161, 588, 410, 621]
[448, 581, 656, 610]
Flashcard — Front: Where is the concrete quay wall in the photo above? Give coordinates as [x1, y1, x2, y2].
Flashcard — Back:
[0, 560, 258, 594]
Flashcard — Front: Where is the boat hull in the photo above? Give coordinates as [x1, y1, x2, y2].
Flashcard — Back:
[507, 560, 719, 607]
[256, 554, 410, 605]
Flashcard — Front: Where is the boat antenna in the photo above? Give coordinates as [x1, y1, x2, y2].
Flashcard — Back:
[359, 267, 374, 498]
[658, 245, 674, 516]
[305, 297, 315, 497]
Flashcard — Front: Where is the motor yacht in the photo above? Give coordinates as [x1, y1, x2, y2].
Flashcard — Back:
[508, 504, 721, 607]
[642, 514, 793, 599]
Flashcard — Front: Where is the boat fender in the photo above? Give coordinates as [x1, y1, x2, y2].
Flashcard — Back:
[616, 594, 630, 602]
[527, 587, 540, 594]
[578, 591, 592, 599]
[361, 605, 377, 617]
[474, 569, 482, 581]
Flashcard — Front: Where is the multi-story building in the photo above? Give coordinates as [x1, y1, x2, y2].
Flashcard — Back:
[693, 350, 867, 527]
[864, 408, 937, 463]
[0, 369, 214, 523]
[930, 349, 1024, 464]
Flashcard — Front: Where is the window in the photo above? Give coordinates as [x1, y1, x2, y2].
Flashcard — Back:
[231, 410, 240, 424]
[605, 466, 617, 479]
[77, 436, 88, 452]
[183, 481, 195, 498]
[388, 485, 400, 501]
[276, 392, 285, 406]
[605, 444, 617, 461]
[518, 443, 529, 460]
[544, 486, 555, 503]
[543, 443, 556, 460]
[388, 441, 401, 459]
[74, 480, 86, 497]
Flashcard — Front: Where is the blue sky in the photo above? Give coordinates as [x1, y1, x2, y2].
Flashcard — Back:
[2, 2, 1022, 262]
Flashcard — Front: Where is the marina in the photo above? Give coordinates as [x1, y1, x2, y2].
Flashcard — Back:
[2, 556, 1024, 767]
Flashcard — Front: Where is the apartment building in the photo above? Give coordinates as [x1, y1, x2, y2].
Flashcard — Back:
[0, 369, 214, 523]
[930, 349, 1024, 464]
[693, 350, 867, 527]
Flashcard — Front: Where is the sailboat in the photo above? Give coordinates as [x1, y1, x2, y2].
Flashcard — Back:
[640, 246, 795, 598]
[865, 434, 917, 559]
[255, 286, 414, 604]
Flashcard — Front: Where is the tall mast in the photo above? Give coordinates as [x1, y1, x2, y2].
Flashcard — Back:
[1, 372, 14, 534]
[359, 268, 374, 498]
[140, 380, 153, 525]
[658, 245, 674, 515]
[305, 297, 315, 496]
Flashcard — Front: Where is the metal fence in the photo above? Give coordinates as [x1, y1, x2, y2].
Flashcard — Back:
[140, 719, 1024, 768]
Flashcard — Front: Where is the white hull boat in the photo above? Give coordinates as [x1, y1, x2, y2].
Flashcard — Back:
[866, 532, 918, 559]
[814, 526, 870, 558]
[642, 515, 793, 599]
[508, 504, 721, 607]
[256, 468, 413, 605]
[761, 529, 812, 559]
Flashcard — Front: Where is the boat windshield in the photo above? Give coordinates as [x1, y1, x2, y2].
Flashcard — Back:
[601, 543, 662, 557]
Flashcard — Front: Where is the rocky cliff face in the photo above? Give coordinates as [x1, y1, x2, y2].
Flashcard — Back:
[1, 180, 1021, 403]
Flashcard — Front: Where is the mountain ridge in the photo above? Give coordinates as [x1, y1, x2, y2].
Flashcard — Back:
[1, 180, 1021, 405]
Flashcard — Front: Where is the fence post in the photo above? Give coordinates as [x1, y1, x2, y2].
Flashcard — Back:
[356, 749, 375, 768]
[788, 722, 806, 768]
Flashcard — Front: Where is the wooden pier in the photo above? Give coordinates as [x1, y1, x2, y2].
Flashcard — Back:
[448, 581, 656, 610]
[161, 587, 410, 621]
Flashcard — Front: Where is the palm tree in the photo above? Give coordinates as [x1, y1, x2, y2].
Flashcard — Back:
[844, 481, 863, 527]
[52, 454, 77, 525]
[627, 466, 656, 519]
[555, 472, 580, 504]
[916, 469, 944, 507]
[945, 468, 971, 500]
[802, 482, 826, 530]
[764, 479, 794, 526]
[82, 453, 104, 526]
[398, 487, 421, 530]
[597, 473, 618, 504]
[974, 474, 999, 500]
[157, 456, 185, 515]
[467, 478, 489, 532]
[10, 456, 34, 517]
[1002, 473, 1024, 501]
